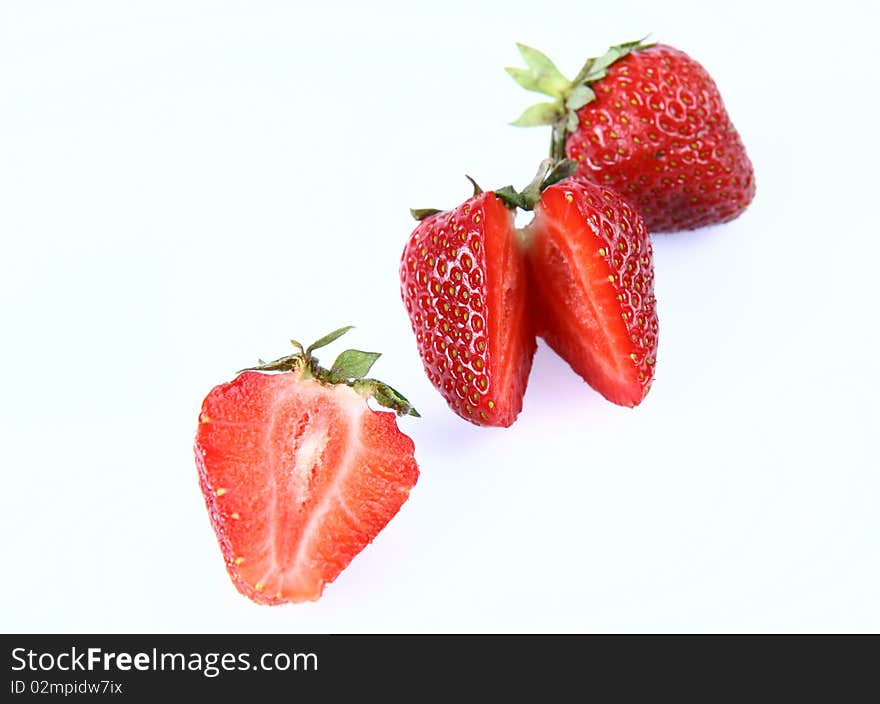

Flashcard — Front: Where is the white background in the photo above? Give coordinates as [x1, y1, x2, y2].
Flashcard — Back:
[2, 0, 878, 633]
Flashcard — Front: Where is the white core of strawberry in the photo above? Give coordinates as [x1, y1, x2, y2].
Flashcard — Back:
[283, 381, 367, 590]
[291, 421, 330, 489]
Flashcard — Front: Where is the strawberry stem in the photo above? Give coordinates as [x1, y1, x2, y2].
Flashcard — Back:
[495, 158, 578, 211]
[550, 123, 567, 162]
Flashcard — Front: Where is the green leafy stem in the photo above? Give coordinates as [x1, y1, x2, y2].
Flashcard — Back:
[241, 326, 420, 417]
[507, 37, 653, 160]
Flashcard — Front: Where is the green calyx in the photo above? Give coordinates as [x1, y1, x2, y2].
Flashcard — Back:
[411, 175, 484, 222]
[241, 326, 420, 417]
[495, 158, 578, 211]
[410, 159, 575, 220]
[507, 37, 654, 159]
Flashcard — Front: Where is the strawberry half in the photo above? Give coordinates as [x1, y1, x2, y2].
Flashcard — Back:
[523, 177, 658, 406]
[194, 327, 419, 604]
[400, 185, 535, 427]
[508, 39, 755, 232]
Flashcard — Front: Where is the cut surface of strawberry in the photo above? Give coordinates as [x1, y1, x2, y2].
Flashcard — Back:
[401, 190, 535, 427]
[524, 177, 658, 406]
[194, 329, 419, 604]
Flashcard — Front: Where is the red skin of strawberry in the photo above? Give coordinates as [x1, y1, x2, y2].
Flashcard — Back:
[400, 192, 535, 427]
[195, 371, 418, 604]
[566, 44, 755, 232]
[524, 178, 658, 405]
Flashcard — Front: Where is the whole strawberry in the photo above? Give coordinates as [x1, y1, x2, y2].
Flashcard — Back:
[401, 183, 535, 427]
[508, 39, 755, 232]
[195, 327, 419, 604]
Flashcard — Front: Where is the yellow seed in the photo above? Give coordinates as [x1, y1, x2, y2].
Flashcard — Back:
[234, 557, 244, 565]
[565, 193, 574, 202]
[255, 582, 264, 592]
[215, 488, 226, 497]
[608, 275, 615, 283]
[230, 512, 240, 520]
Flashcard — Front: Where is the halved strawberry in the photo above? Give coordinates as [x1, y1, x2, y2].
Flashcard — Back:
[194, 327, 419, 604]
[523, 176, 658, 406]
[400, 185, 535, 427]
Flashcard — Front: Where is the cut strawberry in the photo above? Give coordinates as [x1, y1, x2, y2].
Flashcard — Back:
[194, 328, 419, 604]
[402, 159, 658, 420]
[401, 187, 535, 427]
[524, 177, 658, 406]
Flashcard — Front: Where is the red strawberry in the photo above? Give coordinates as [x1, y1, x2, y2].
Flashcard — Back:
[523, 175, 658, 405]
[194, 327, 419, 604]
[400, 184, 535, 427]
[508, 39, 755, 232]
[403, 160, 658, 417]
